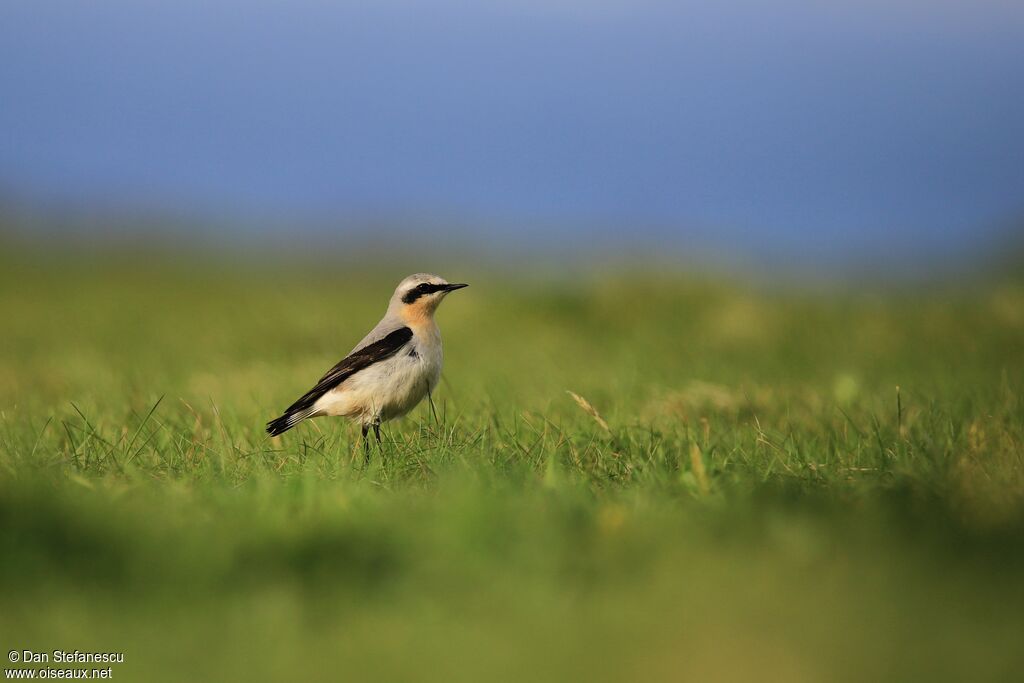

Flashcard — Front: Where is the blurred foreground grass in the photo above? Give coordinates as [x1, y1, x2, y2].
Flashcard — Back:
[1, 246, 1023, 681]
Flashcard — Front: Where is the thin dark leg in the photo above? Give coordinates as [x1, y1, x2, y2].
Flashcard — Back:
[361, 423, 371, 464]
[427, 390, 439, 426]
[373, 423, 382, 444]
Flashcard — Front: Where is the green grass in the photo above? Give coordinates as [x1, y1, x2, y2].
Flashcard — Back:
[1, 247, 1023, 681]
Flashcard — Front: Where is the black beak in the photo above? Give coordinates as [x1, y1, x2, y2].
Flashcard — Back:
[443, 283, 468, 292]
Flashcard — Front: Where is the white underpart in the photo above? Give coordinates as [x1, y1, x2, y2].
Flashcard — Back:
[312, 324, 443, 425]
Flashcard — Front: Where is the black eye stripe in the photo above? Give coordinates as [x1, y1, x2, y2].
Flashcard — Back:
[402, 283, 447, 304]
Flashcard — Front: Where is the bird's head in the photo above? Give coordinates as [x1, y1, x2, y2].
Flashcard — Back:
[390, 273, 468, 323]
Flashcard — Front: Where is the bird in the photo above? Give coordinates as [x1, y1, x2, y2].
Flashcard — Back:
[266, 273, 467, 452]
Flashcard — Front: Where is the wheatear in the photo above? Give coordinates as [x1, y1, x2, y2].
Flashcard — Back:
[266, 274, 467, 450]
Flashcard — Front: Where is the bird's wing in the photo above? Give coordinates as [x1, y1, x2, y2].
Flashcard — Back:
[349, 313, 406, 354]
[280, 326, 414, 417]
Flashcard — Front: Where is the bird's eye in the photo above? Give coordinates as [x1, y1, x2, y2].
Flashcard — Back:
[417, 283, 431, 292]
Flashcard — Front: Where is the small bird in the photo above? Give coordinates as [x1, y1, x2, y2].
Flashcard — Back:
[266, 273, 467, 449]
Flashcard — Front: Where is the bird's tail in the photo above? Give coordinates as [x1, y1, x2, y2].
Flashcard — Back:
[266, 406, 316, 436]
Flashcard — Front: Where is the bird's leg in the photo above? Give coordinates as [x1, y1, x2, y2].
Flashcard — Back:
[372, 419, 384, 465]
[427, 389, 439, 426]
[361, 423, 371, 464]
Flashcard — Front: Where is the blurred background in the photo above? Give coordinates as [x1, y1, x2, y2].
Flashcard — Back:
[2, 0, 1022, 273]
[3, 5, 1024, 681]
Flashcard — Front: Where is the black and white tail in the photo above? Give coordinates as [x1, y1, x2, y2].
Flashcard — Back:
[266, 407, 315, 436]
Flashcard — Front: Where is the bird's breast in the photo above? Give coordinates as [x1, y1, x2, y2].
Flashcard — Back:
[411, 327, 443, 389]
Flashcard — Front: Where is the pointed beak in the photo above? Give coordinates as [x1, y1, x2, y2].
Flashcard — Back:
[443, 283, 468, 292]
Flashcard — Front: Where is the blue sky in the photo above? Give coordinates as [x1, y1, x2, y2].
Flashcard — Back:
[1, 0, 1022, 264]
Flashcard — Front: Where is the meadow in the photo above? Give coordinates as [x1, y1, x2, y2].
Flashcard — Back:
[1, 243, 1022, 681]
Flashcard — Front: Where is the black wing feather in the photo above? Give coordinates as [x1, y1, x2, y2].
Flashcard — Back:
[266, 326, 413, 436]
